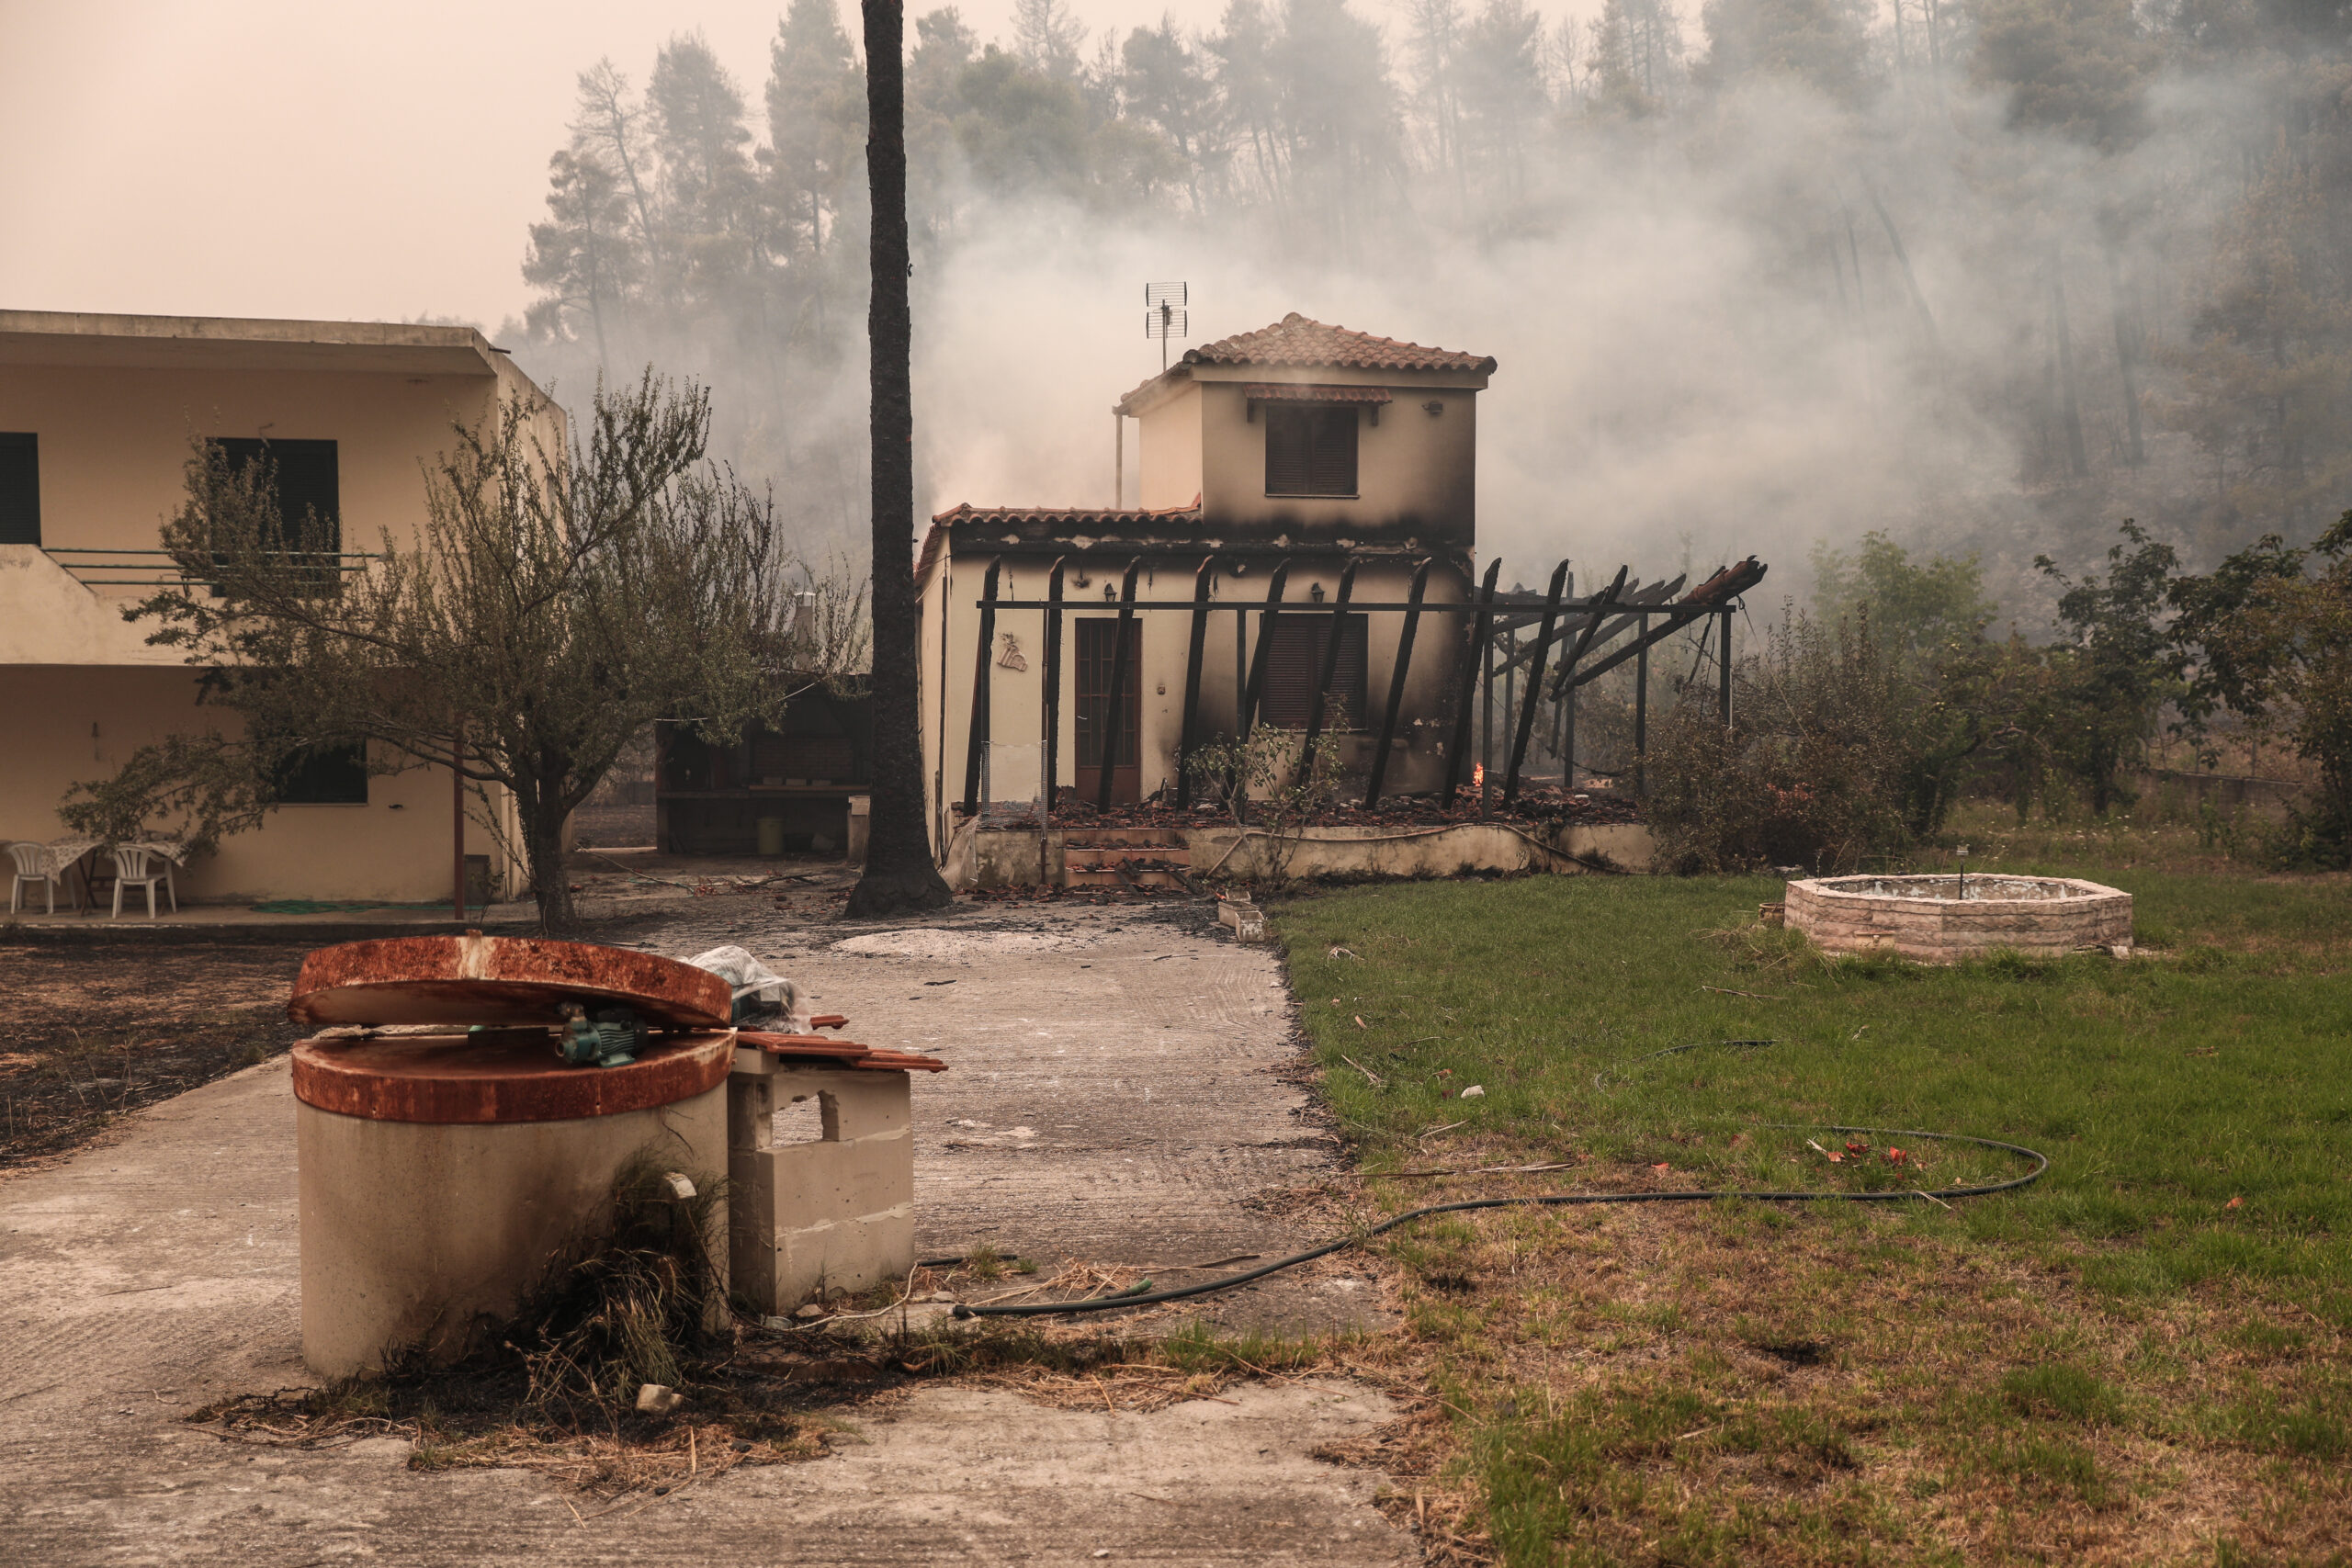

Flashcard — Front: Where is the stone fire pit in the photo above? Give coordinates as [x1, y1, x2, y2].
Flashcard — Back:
[1784, 874, 2133, 963]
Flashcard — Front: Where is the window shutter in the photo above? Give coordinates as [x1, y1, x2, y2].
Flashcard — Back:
[0, 433, 38, 546]
[1261, 614, 1368, 728]
[1266, 408, 1312, 495]
[1261, 618, 1321, 726]
[1308, 411, 1357, 495]
[1263, 407, 1356, 497]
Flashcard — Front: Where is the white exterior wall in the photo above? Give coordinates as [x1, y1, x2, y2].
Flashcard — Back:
[1132, 364, 1487, 540]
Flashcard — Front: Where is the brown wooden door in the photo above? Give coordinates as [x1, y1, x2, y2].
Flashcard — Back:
[1074, 617, 1142, 805]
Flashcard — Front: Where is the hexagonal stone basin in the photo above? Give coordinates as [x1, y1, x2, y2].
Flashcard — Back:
[1784, 874, 2132, 963]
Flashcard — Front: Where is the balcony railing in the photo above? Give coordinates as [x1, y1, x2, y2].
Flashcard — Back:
[41, 547, 381, 589]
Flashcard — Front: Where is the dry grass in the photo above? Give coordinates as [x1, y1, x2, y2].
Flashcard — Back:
[1331, 1176, 2352, 1565]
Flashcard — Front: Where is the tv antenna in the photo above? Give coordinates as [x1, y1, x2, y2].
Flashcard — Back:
[1145, 282, 1188, 371]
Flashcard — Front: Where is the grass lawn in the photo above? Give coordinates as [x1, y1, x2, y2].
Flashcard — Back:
[1275, 863, 2352, 1565]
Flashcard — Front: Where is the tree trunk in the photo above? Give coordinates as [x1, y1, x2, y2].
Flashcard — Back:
[524, 782, 579, 933]
[849, 0, 953, 919]
[2052, 247, 2089, 479]
[2105, 243, 2144, 467]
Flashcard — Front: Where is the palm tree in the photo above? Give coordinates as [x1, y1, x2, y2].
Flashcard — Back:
[848, 0, 953, 916]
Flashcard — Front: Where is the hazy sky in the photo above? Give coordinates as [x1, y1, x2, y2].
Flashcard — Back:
[0, 0, 1363, 332]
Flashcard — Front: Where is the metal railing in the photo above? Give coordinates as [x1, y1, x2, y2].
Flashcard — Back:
[41, 547, 381, 589]
[966, 551, 1768, 821]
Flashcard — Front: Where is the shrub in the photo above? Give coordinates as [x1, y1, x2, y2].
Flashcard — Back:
[1645, 609, 1917, 873]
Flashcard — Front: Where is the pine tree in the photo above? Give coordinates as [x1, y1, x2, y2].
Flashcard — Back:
[522, 147, 639, 371]
[766, 0, 867, 267]
[1122, 19, 1221, 212]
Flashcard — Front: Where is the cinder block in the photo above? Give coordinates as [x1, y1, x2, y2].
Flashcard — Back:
[726, 1059, 917, 1314]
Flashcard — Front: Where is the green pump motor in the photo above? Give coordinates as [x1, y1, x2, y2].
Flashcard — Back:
[556, 1003, 646, 1068]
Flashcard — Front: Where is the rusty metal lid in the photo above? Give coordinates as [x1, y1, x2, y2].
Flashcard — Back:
[291, 1030, 735, 1123]
[288, 935, 732, 1029]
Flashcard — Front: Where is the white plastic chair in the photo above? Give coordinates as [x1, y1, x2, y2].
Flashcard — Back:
[110, 844, 178, 919]
[8, 841, 77, 914]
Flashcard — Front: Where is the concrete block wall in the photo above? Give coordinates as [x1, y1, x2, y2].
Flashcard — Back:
[727, 1053, 914, 1313]
[1785, 876, 2132, 963]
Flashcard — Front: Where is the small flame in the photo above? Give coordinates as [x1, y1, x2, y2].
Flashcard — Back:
[1473, 762, 1486, 791]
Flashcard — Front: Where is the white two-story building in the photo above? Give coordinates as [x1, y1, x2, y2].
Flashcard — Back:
[0, 310, 558, 906]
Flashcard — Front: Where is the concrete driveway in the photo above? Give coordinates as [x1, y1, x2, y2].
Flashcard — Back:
[0, 900, 1419, 1564]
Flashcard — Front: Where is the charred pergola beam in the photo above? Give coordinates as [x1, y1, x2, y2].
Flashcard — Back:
[1553, 559, 1770, 715]
[1041, 556, 1066, 825]
[1364, 557, 1431, 807]
[968, 552, 1762, 821]
[1093, 558, 1142, 813]
[1238, 560, 1291, 744]
[961, 557, 1002, 818]
[1174, 556, 1216, 807]
[1503, 558, 1571, 804]
[1294, 560, 1358, 784]
[1443, 558, 1503, 807]
[1491, 575, 1686, 678]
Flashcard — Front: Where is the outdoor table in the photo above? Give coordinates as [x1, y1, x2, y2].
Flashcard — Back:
[29, 837, 99, 907]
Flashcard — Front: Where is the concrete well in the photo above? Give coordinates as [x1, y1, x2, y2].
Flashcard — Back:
[292, 1029, 733, 1378]
[1784, 874, 2133, 963]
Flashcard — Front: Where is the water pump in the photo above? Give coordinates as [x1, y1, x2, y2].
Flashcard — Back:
[556, 1002, 646, 1068]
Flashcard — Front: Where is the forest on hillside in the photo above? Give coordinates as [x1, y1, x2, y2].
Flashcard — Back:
[505, 0, 2352, 618]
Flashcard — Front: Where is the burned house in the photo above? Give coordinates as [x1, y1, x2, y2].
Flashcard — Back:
[915, 313, 1498, 850]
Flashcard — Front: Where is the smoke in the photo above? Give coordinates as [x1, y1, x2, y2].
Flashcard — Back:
[507, 1, 2300, 621]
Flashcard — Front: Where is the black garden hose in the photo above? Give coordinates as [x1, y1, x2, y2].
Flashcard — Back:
[951, 1123, 2048, 1319]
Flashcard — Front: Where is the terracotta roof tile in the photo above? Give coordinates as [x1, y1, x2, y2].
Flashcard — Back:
[928, 501, 1203, 527]
[919, 502, 1204, 576]
[1189, 313, 1495, 375]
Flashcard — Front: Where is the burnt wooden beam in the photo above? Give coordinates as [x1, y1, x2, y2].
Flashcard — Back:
[1634, 638, 1649, 796]
[1505, 558, 1572, 803]
[1565, 604, 1711, 690]
[1363, 557, 1430, 807]
[1238, 559, 1292, 741]
[1559, 557, 1769, 694]
[1294, 561, 1359, 785]
[1549, 565, 1629, 789]
[1567, 567, 1630, 662]
[1498, 575, 1687, 681]
[1442, 558, 1503, 806]
[1719, 607, 1734, 725]
[1094, 558, 1142, 813]
[1041, 556, 1066, 825]
[1174, 555, 1216, 807]
[961, 557, 1001, 818]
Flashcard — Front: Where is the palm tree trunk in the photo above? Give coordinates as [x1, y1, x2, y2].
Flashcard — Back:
[848, 0, 952, 918]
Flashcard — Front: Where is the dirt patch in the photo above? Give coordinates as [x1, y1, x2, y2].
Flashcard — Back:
[828, 926, 1102, 960]
[0, 941, 305, 1168]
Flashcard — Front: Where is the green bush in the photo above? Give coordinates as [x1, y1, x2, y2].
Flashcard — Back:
[1644, 610, 1919, 873]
